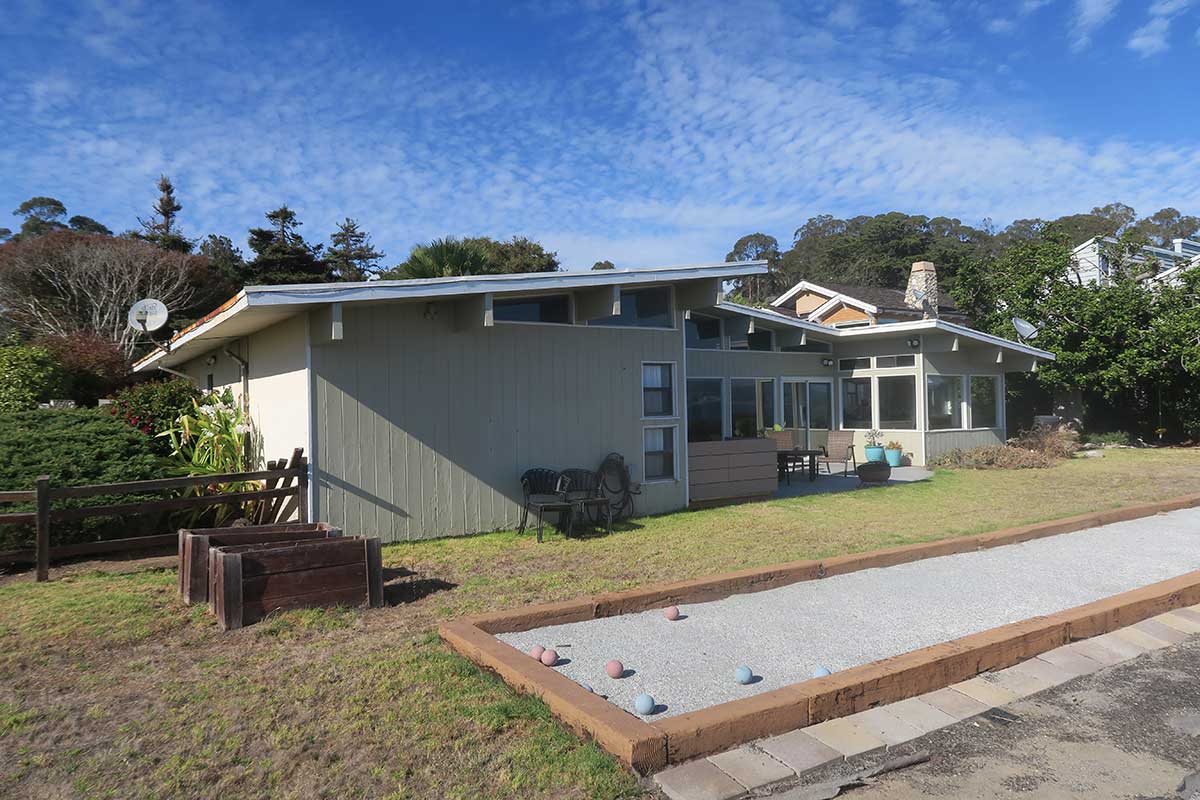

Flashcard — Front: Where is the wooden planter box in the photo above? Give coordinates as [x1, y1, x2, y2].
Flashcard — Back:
[209, 536, 384, 631]
[178, 523, 342, 605]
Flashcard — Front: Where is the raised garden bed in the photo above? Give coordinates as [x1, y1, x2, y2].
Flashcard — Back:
[178, 522, 342, 604]
[210, 536, 384, 631]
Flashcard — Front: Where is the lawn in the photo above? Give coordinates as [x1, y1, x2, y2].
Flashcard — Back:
[1, 449, 1197, 799]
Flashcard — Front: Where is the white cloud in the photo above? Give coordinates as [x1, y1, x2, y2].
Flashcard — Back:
[1069, 0, 1119, 51]
[1020, 0, 1054, 12]
[1127, 16, 1171, 55]
[986, 18, 1016, 34]
[827, 2, 858, 28]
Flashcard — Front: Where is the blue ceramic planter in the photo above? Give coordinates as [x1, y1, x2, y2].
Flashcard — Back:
[884, 448, 903, 467]
[864, 445, 886, 462]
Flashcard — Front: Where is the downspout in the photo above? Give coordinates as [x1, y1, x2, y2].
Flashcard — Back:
[223, 345, 250, 412]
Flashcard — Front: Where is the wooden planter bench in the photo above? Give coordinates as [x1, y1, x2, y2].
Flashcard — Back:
[209, 536, 384, 631]
[178, 523, 342, 605]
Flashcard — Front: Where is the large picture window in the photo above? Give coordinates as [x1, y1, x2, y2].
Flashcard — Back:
[927, 375, 964, 430]
[686, 379, 723, 442]
[731, 378, 774, 438]
[841, 377, 872, 429]
[685, 313, 722, 349]
[878, 375, 916, 429]
[591, 286, 673, 328]
[730, 330, 773, 351]
[643, 426, 676, 481]
[642, 363, 674, 417]
[971, 376, 1000, 428]
[492, 294, 571, 324]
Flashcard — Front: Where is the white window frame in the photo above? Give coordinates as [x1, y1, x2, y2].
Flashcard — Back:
[641, 361, 678, 420]
[729, 376, 777, 438]
[491, 292, 576, 327]
[642, 424, 679, 484]
[684, 311, 724, 351]
[838, 375, 874, 431]
[781, 376, 835, 447]
[926, 373, 968, 431]
[967, 374, 1004, 430]
[685, 375, 727, 441]
[875, 373, 918, 431]
[838, 356, 872, 372]
[873, 353, 917, 369]
[589, 285, 677, 331]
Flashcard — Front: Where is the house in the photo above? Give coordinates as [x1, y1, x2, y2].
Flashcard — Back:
[1071, 236, 1200, 286]
[134, 260, 1053, 541]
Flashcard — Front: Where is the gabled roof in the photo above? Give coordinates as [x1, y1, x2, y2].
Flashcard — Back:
[133, 261, 769, 371]
[770, 279, 961, 314]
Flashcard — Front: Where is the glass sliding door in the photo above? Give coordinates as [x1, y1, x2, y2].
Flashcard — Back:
[808, 382, 832, 451]
[783, 380, 832, 449]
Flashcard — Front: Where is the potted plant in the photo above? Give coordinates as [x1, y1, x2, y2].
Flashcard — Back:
[864, 429, 885, 462]
[884, 440, 904, 467]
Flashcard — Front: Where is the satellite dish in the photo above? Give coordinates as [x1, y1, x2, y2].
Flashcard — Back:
[128, 298, 169, 332]
[1012, 317, 1040, 341]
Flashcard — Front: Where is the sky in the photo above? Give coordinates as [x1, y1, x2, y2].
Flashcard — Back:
[2, 0, 1199, 271]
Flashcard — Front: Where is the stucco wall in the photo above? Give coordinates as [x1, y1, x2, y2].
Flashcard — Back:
[311, 302, 688, 542]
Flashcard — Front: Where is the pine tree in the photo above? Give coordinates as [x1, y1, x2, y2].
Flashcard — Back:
[326, 218, 385, 281]
[138, 175, 192, 252]
[243, 206, 331, 285]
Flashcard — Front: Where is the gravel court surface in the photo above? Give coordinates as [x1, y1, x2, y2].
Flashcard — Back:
[498, 507, 1200, 719]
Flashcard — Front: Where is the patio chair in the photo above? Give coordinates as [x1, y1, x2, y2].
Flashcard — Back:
[560, 467, 613, 535]
[816, 431, 857, 477]
[518, 468, 574, 543]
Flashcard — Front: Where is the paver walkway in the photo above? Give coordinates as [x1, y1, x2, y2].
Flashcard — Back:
[653, 604, 1200, 800]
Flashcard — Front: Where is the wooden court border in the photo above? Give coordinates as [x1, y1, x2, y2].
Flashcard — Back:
[439, 493, 1200, 773]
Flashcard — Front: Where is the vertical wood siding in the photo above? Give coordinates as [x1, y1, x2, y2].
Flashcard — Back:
[311, 304, 687, 541]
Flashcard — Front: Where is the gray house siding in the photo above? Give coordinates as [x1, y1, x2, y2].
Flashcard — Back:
[311, 302, 687, 541]
[925, 429, 1005, 460]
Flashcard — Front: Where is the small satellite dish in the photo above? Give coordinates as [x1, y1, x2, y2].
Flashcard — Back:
[1012, 317, 1040, 341]
[128, 298, 169, 332]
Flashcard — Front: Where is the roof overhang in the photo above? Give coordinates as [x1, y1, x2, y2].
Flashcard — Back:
[806, 293, 878, 320]
[770, 279, 843, 308]
[718, 302, 1055, 361]
[133, 261, 769, 372]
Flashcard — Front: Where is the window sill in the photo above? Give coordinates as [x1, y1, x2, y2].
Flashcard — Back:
[642, 478, 678, 485]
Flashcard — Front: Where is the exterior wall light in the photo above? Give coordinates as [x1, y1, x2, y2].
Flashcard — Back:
[821, 357, 835, 367]
[907, 337, 921, 349]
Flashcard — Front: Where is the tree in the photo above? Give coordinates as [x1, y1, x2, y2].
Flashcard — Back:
[381, 237, 490, 280]
[198, 235, 245, 286]
[11, 196, 68, 239]
[242, 206, 331, 285]
[726, 233, 783, 304]
[1129, 207, 1200, 247]
[68, 215, 112, 235]
[0, 232, 200, 357]
[137, 175, 192, 252]
[592, 260, 615, 270]
[0, 341, 68, 412]
[326, 218, 385, 281]
[467, 236, 559, 273]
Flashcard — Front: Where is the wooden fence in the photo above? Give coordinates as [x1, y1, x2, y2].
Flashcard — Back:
[0, 448, 309, 582]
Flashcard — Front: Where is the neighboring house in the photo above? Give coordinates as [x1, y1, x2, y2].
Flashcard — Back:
[134, 260, 1053, 542]
[768, 261, 971, 328]
[1071, 236, 1200, 286]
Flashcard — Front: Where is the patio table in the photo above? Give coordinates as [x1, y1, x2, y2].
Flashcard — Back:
[777, 449, 822, 483]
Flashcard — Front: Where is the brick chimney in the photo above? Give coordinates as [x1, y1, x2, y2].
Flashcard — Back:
[904, 261, 938, 318]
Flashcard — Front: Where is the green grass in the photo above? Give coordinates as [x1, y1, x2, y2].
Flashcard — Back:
[0, 449, 1197, 799]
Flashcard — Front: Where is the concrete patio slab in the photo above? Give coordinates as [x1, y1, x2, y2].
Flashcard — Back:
[1107, 626, 1172, 652]
[654, 759, 745, 800]
[757, 730, 842, 775]
[1034, 647, 1106, 678]
[918, 686, 992, 720]
[1068, 638, 1133, 667]
[880, 697, 959, 734]
[707, 747, 793, 790]
[1132, 618, 1191, 645]
[951, 677, 1020, 707]
[1155, 610, 1200, 635]
[843, 706, 925, 746]
[803, 717, 887, 757]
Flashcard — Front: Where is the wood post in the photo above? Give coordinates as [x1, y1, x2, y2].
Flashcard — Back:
[35, 475, 50, 582]
[298, 457, 310, 523]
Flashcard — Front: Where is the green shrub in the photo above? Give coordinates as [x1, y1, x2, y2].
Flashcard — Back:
[0, 409, 170, 551]
[107, 379, 202, 453]
[0, 342, 68, 412]
[1082, 430, 1133, 446]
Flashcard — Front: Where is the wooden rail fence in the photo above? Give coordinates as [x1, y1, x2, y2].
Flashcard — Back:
[0, 448, 309, 582]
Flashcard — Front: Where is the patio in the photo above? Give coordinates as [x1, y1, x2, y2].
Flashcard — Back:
[775, 465, 933, 499]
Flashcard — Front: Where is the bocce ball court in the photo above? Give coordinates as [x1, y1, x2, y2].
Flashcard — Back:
[439, 492, 1200, 773]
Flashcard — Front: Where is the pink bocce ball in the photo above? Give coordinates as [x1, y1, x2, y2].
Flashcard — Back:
[664, 605, 680, 621]
[605, 659, 625, 679]
[530, 645, 545, 660]
[540, 649, 559, 667]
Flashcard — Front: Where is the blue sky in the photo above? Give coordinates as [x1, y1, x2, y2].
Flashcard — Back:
[2, 0, 1198, 270]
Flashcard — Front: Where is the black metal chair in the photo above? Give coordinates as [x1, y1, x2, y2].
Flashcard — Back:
[519, 468, 574, 543]
[561, 467, 612, 536]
